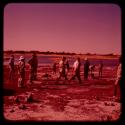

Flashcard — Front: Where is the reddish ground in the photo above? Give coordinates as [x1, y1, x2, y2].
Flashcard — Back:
[3, 62, 121, 121]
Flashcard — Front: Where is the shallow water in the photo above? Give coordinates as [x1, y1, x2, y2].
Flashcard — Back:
[4, 55, 118, 67]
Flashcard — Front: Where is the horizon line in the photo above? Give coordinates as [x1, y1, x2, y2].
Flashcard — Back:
[3, 50, 120, 55]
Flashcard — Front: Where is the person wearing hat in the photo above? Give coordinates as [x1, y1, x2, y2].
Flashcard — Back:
[84, 57, 90, 80]
[9, 55, 15, 81]
[28, 53, 38, 84]
[113, 56, 122, 100]
[17, 56, 25, 88]
[56, 56, 68, 83]
[69, 57, 82, 84]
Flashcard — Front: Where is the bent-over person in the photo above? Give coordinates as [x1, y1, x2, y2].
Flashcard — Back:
[90, 65, 95, 79]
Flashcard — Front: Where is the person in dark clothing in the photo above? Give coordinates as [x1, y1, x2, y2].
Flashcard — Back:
[9, 55, 15, 81]
[69, 57, 82, 84]
[52, 62, 57, 74]
[84, 57, 90, 80]
[28, 53, 38, 83]
[66, 60, 70, 71]
[98, 61, 103, 78]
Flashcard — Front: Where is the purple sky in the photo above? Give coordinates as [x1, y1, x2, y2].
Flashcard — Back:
[4, 3, 121, 54]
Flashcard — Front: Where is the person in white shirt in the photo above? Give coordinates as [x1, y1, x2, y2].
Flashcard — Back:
[56, 56, 68, 83]
[114, 57, 122, 98]
[69, 57, 82, 84]
[17, 56, 25, 88]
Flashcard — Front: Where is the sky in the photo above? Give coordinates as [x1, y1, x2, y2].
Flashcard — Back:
[4, 3, 121, 54]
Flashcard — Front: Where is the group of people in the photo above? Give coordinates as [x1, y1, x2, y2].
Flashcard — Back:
[9, 54, 103, 86]
[8, 53, 121, 99]
[54, 56, 103, 84]
[9, 53, 38, 88]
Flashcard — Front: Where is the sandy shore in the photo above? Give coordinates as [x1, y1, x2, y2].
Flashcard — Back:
[3, 57, 121, 121]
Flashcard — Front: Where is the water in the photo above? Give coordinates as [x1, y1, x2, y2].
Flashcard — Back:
[4, 55, 119, 67]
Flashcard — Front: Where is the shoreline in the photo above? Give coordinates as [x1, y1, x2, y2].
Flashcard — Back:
[4, 52, 120, 60]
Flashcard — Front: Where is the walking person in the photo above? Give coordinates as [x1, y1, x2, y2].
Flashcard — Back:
[69, 57, 82, 84]
[84, 57, 90, 80]
[17, 56, 25, 88]
[56, 56, 68, 83]
[9, 55, 15, 81]
[113, 57, 122, 100]
[28, 53, 38, 84]
[98, 61, 103, 78]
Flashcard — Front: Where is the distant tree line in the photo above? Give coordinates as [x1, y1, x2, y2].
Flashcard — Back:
[4, 50, 119, 56]
[4, 50, 76, 55]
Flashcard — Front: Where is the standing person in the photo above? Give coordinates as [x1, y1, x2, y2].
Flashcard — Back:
[52, 62, 57, 74]
[28, 53, 38, 84]
[17, 56, 25, 88]
[65, 59, 70, 78]
[114, 57, 122, 99]
[84, 57, 90, 80]
[66, 59, 70, 71]
[56, 56, 68, 83]
[98, 60, 103, 78]
[69, 57, 82, 84]
[33, 53, 38, 80]
[9, 55, 15, 81]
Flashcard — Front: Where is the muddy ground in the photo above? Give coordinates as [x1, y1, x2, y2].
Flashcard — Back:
[3, 62, 121, 121]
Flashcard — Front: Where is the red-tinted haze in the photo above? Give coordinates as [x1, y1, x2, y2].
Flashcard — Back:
[4, 3, 121, 54]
